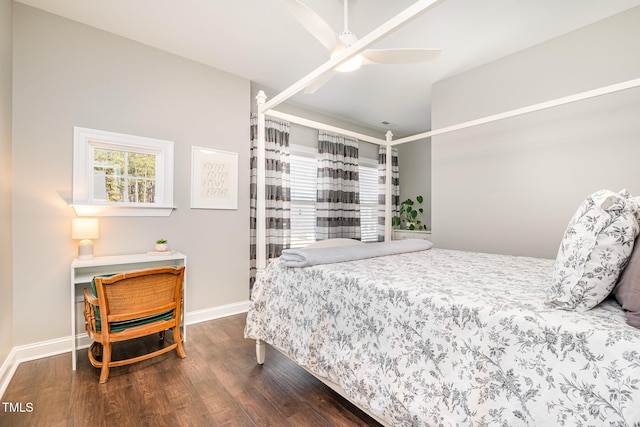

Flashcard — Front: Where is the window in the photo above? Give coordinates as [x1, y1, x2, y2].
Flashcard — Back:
[289, 145, 379, 247]
[73, 127, 174, 216]
[358, 160, 379, 243]
[92, 148, 157, 204]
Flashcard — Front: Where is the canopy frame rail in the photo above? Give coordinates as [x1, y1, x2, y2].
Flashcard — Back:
[392, 77, 640, 145]
[266, 110, 386, 145]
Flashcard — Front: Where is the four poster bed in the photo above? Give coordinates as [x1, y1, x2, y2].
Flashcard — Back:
[245, 1, 640, 425]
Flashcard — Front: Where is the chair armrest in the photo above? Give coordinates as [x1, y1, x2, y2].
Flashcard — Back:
[84, 288, 98, 305]
[83, 288, 99, 334]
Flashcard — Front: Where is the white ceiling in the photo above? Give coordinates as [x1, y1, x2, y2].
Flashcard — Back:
[15, 0, 640, 137]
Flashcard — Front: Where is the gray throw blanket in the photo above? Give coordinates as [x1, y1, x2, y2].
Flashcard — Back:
[280, 239, 433, 267]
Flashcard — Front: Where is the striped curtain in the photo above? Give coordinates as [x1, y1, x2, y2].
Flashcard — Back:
[249, 114, 291, 288]
[316, 130, 360, 241]
[378, 145, 400, 241]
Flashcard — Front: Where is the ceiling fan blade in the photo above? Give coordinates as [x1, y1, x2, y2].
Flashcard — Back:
[361, 48, 441, 65]
[304, 70, 339, 94]
[282, 0, 337, 52]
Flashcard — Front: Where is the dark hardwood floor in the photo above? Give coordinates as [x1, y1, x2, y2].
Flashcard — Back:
[0, 314, 382, 427]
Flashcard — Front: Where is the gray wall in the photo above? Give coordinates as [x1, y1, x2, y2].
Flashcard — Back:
[431, 6, 640, 258]
[398, 138, 431, 229]
[12, 4, 250, 346]
[0, 0, 13, 365]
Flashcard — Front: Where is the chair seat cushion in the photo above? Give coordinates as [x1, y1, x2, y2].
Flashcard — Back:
[101, 310, 174, 333]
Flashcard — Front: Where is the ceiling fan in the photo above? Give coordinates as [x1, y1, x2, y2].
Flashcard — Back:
[282, 0, 441, 93]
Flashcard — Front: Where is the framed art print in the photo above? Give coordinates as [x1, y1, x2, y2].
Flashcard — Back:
[191, 146, 238, 209]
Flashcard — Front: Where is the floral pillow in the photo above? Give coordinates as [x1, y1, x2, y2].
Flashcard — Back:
[613, 237, 640, 327]
[546, 189, 640, 312]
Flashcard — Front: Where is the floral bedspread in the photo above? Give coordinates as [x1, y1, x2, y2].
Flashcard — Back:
[244, 249, 640, 426]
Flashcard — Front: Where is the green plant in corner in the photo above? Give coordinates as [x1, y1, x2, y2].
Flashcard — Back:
[392, 195, 427, 230]
[156, 239, 167, 244]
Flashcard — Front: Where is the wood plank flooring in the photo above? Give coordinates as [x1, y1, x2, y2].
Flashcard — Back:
[0, 314, 382, 427]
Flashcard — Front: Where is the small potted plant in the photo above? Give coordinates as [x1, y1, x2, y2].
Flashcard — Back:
[392, 195, 427, 230]
[154, 239, 169, 252]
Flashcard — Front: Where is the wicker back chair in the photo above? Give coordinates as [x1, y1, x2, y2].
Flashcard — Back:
[83, 266, 186, 383]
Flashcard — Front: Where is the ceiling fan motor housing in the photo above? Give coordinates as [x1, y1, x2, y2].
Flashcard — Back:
[338, 30, 359, 46]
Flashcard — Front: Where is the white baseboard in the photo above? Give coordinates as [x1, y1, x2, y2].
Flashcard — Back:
[185, 300, 251, 325]
[0, 347, 18, 400]
[0, 301, 250, 399]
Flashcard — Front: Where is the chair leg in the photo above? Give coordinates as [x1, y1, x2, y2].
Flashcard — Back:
[99, 343, 112, 384]
[173, 327, 186, 359]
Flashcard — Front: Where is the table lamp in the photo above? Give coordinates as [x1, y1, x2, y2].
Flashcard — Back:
[72, 218, 99, 260]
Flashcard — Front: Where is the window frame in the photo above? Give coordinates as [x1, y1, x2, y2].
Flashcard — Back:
[72, 127, 175, 216]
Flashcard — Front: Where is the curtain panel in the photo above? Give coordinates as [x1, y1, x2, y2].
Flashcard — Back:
[316, 130, 361, 241]
[378, 145, 400, 242]
[249, 114, 291, 288]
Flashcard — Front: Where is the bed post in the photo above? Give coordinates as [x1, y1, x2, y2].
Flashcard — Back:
[384, 131, 393, 241]
[255, 91, 267, 274]
[255, 93, 268, 366]
[256, 339, 266, 365]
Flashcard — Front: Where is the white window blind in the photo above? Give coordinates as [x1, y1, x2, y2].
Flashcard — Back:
[358, 163, 379, 242]
[290, 152, 317, 248]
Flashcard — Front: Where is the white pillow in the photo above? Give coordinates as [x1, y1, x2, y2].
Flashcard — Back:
[546, 189, 640, 312]
[304, 238, 365, 248]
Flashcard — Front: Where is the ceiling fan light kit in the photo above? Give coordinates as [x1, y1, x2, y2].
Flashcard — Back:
[331, 50, 363, 72]
[283, 0, 441, 90]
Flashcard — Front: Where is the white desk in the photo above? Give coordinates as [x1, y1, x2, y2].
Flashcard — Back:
[70, 252, 187, 370]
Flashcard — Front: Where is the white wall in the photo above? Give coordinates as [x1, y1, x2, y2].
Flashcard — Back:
[431, 6, 640, 258]
[12, 4, 250, 346]
[0, 0, 13, 365]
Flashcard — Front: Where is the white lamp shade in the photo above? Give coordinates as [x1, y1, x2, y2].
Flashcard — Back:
[72, 218, 99, 240]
